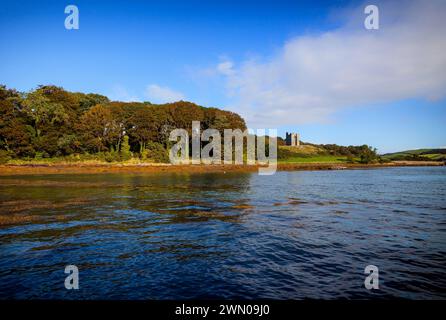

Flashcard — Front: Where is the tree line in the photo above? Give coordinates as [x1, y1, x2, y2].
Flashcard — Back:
[0, 85, 246, 162]
[277, 140, 380, 163]
[307, 142, 379, 163]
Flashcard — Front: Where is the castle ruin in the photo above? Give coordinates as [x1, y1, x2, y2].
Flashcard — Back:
[285, 132, 300, 146]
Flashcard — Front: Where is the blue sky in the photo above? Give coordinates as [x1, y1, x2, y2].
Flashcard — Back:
[0, 0, 445, 153]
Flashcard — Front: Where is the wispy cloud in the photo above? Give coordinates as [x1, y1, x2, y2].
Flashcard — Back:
[108, 85, 141, 102]
[216, 60, 235, 76]
[145, 84, 185, 103]
[217, 0, 446, 127]
[107, 84, 185, 104]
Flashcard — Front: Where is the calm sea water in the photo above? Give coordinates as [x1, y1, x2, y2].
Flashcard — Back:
[0, 166, 445, 299]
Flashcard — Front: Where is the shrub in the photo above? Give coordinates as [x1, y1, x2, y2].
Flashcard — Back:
[120, 135, 132, 161]
[143, 142, 169, 163]
[358, 145, 378, 164]
[346, 154, 356, 163]
[0, 150, 12, 164]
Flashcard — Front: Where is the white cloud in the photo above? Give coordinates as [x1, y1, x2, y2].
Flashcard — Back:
[217, 60, 235, 76]
[222, 0, 446, 127]
[145, 84, 185, 103]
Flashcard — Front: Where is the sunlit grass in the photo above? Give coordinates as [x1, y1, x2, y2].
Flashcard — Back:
[279, 155, 350, 163]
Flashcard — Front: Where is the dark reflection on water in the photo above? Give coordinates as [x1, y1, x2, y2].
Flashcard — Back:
[0, 167, 445, 299]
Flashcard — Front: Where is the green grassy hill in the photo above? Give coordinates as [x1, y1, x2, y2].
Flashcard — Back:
[278, 145, 349, 163]
[382, 148, 446, 161]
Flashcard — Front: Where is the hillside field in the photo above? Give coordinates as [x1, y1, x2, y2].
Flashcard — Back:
[382, 148, 446, 161]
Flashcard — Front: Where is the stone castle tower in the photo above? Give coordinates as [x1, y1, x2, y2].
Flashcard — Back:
[285, 132, 300, 146]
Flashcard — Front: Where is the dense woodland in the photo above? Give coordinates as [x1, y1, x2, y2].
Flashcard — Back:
[0, 85, 246, 163]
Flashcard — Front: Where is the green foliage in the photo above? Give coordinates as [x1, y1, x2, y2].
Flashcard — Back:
[0, 150, 12, 164]
[278, 143, 379, 164]
[0, 84, 247, 163]
[34, 151, 50, 159]
[357, 145, 378, 164]
[104, 147, 120, 162]
[279, 154, 350, 163]
[382, 148, 446, 162]
[346, 154, 355, 163]
[278, 147, 299, 159]
[76, 92, 110, 112]
[120, 135, 132, 160]
[304, 142, 377, 158]
[142, 142, 169, 163]
[298, 142, 381, 163]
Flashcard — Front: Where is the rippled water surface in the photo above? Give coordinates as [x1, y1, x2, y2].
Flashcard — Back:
[0, 167, 445, 299]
